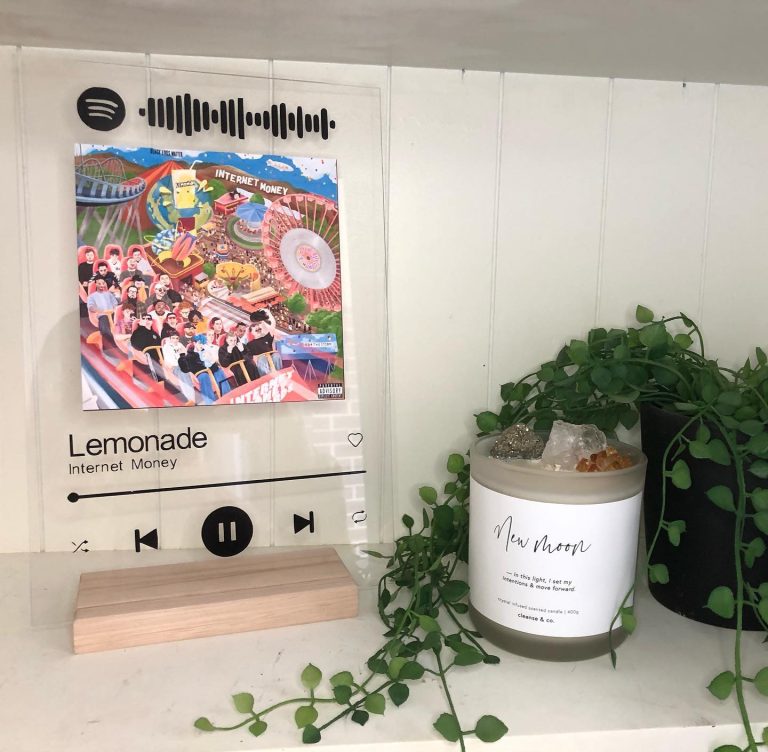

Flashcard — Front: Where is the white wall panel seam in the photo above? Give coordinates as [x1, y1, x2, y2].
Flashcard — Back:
[267, 58, 276, 547]
[698, 84, 720, 329]
[594, 77, 614, 326]
[485, 72, 505, 408]
[381, 64, 394, 541]
[15, 46, 44, 550]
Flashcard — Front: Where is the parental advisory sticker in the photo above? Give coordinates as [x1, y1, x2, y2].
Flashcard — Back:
[317, 383, 344, 399]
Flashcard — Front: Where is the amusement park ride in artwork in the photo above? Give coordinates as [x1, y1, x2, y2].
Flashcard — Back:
[75, 145, 344, 410]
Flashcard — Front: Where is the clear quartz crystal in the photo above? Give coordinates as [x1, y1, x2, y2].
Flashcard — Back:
[540, 420, 607, 471]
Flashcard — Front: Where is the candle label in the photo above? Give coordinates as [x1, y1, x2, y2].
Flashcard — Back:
[468, 478, 642, 638]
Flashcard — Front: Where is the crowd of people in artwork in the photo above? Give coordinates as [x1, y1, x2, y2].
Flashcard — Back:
[78, 243, 286, 405]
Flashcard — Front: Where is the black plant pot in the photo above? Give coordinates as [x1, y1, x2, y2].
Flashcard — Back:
[641, 403, 765, 630]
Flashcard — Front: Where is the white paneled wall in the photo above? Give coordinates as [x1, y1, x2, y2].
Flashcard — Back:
[597, 80, 716, 326]
[388, 68, 502, 521]
[3, 46, 768, 551]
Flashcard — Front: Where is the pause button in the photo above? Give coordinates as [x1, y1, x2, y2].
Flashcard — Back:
[201, 506, 253, 557]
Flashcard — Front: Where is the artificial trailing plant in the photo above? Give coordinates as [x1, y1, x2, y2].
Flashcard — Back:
[194, 452, 508, 750]
[474, 305, 768, 752]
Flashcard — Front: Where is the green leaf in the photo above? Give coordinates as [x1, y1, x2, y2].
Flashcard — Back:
[333, 685, 352, 704]
[688, 440, 711, 459]
[441, 580, 470, 603]
[362, 549, 385, 558]
[708, 439, 732, 466]
[194, 717, 215, 732]
[388, 682, 410, 707]
[648, 563, 669, 584]
[248, 720, 267, 737]
[696, 423, 712, 443]
[421, 629, 442, 652]
[674, 333, 693, 349]
[667, 520, 686, 547]
[718, 390, 742, 409]
[447, 453, 465, 474]
[232, 692, 254, 714]
[706, 486, 736, 512]
[388, 656, 408, 679]
[432, 505, 454, 531]
[418, 614, 441, 633]
[748, 433, 768, 456]
[474, 715, 508, 743]
[399, 661, 425, 680]
[538, 365, 555, 381]
[385, 638, 403, 657]
[367, 657, 388, 674]
[302, 724, 321, 744]
[706, 586, 735, 619]
[750, 460, 768, 479]
[713, 746, 744, 752]
[669, 459, 691, 490]
[740, 420, 765, 437]
[364, 692, 386, 715]
[418, 486, 438, 505]
[300, 664, 322, 690]
[755, 511, 768, 535]
[590, 366, 613, 392]
[613, 343, 630, 361]
[401, 513, 414, 529]
[620, 606, 637, 634]
[759, 598, 768, 624]
[476, 411, 499, 433]
[752, 488, 768, 511]
[754, 667, 768, 696]
[294, 705, 318, 728]
[351, 710, 369, 726]
[745, 538, 766, 568]
[638, 323, 668, 348]
[707, 670, 735, 700]
[567, 339, 589, 365]
[434, 713, 462, 742]
[635, 304, 654, 324]
[454, 649, 484, 666]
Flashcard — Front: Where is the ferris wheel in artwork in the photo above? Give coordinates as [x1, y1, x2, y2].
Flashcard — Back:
[262, 193, 342, 311]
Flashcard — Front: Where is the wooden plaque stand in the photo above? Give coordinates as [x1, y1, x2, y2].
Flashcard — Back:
[73, 547, 358, 654]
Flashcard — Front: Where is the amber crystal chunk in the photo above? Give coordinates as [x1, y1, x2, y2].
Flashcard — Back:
[575, 445, 634, 472]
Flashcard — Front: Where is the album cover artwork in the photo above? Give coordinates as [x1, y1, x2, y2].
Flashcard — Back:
[75, 144, 344, 410]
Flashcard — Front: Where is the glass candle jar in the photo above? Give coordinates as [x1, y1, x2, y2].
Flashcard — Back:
[469, 435, 647, 661]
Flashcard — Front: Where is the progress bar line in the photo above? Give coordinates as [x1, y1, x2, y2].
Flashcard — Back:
[67, 469, 366, 503]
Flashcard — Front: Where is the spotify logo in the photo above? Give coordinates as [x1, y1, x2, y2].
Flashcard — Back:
[76, 86, 126, 131]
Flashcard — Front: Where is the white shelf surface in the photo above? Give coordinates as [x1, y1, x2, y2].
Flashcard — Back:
[0, 547, 764, 752]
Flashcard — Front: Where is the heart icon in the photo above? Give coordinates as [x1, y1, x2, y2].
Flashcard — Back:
[347, 433, 363, 448]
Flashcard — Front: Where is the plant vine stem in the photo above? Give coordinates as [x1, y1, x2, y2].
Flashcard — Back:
[717, 419, 759, 752]
[261, 696, 336, 717]
[316, 679, 392, 732]
[211, 718, 253, 731]
[744, 586, 768, 632]
[645, 412, 703, 565]
[434, 649, 466, 752]
[607, 585, 635, 664]
[443, 602, 491, 656]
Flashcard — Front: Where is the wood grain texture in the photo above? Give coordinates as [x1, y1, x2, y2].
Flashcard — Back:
[73, 547, 358, 653]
